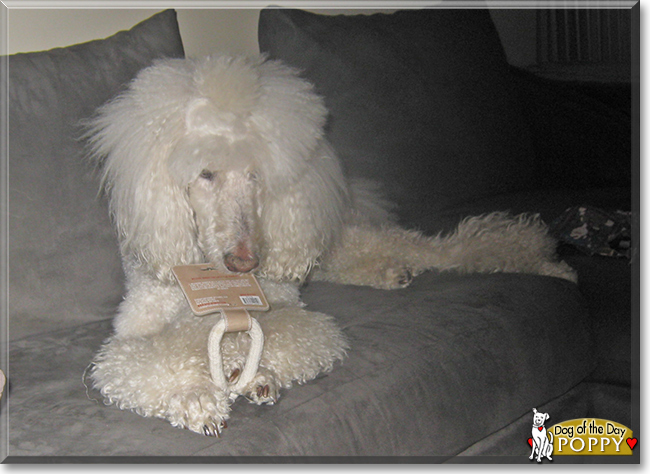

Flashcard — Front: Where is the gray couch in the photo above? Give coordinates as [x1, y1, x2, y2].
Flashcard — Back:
[1, 7, 637, 462]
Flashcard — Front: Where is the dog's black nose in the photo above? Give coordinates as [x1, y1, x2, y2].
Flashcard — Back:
[224, 253, 259, 273]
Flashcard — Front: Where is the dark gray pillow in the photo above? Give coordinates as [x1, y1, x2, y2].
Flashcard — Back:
[7, 9, 185, 339]
[259, 8, 537, 222]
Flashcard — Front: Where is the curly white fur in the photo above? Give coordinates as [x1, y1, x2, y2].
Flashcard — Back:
[85, 55, 576, 437]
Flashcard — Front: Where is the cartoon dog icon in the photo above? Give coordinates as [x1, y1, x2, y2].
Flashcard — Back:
[529, 408, 554, 462]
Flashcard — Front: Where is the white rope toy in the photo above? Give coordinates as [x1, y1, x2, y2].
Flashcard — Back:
[208, 309, 264, 401]
[171, 265, 269, 401]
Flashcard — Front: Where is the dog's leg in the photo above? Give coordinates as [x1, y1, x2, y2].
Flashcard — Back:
[217, 281, 347, 405]
[225, 306, 349, 404]
[535, 433, 550, 462]
[113, 275, 188, 338]
[315, 213, 577, 289]
[529, 436, 538, 460]
[91, 314, 232, 436]
[545, 434, 554, 460]
[313, 223, 428, 289]
[421, 213, 577, 282]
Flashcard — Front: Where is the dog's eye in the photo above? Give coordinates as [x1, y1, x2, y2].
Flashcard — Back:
[247, 171, 259, 182]
[199, 169, 214, 181]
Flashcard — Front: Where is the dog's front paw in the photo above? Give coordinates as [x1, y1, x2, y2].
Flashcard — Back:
[167, 387, 231, 437]
[240, 369, 280, 405]
[382, 265, 414, 289]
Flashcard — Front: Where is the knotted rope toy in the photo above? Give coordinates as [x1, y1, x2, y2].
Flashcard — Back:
[173, 264, 270, 402]
[208, 308, 264, 401]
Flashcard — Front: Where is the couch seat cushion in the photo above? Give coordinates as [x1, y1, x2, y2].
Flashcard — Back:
[402, 186, 632, 388]
[5, 271, 592, 458]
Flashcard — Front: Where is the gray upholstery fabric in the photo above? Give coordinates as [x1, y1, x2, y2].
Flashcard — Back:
[8, 9, 185, 340]
[258, 8, 537, 217]
[6, 272, 592, 459]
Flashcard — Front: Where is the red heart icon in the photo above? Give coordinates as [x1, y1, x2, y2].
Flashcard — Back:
[626, 438, 637, 450]
[538, 426, 543, 431]
[528, 438, 533, 447]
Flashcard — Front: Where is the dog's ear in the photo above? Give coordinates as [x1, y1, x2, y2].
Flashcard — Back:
[253, 59, 329, 173]
[545, 413, 550, 421]
[99, 160, 200, 281]
[83, 61, 203, 281]
[258, 141, 348, 282]
[533, 408, 538, 414]
[248, 61, 348, 281]
[106, 165, 200, 281]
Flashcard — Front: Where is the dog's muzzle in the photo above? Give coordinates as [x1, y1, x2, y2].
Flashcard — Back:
[224, 241, 259, 273]
[224, 253, 259, 273]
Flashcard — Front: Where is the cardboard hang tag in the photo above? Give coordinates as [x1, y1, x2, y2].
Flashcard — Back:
[172, 264, 269, 316]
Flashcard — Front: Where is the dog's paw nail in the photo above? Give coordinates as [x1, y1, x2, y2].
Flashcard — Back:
[228, 368, 241, 383]
[257, 386, 263, 398]
[202, 422, 221, 437]
[398, 269, 413, 286]
[220, 420, 227, 430]
[262, 385, 270, 398]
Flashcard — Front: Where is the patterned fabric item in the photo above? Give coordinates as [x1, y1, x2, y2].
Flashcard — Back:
[551, 206, 631, 258]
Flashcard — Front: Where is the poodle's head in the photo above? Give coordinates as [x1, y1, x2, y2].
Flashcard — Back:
[85, 56, 347, 283]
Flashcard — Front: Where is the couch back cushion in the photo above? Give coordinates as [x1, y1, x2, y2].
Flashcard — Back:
[258, 8, 537, 223]
[511, 68, 632, 190]
[8, 9, 185, 339]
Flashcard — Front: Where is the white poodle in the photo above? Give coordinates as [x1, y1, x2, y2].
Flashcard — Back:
[85, 55, 576, 437]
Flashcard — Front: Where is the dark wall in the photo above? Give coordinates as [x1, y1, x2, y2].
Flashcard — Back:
[490, 9, 538, 67]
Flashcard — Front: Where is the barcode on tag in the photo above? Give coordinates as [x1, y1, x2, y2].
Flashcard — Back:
[240, 295, 263, 306]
